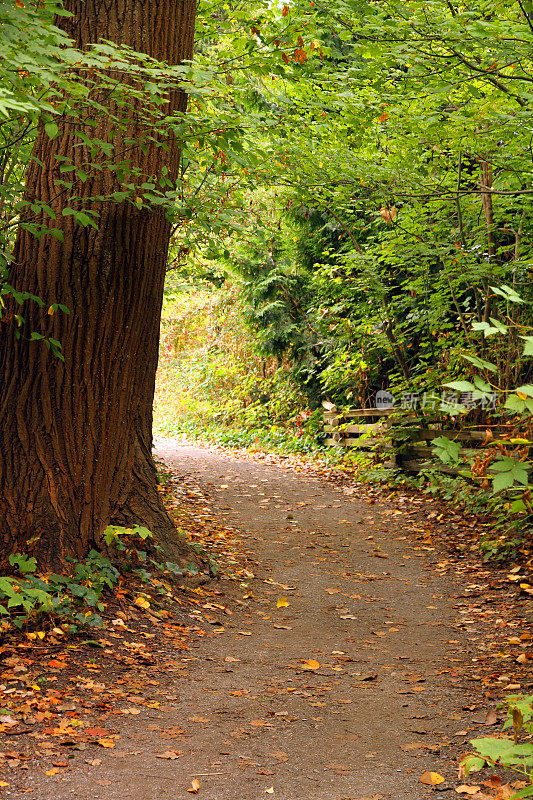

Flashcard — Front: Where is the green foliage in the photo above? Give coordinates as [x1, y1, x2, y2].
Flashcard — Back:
[432, 437, 461, 466]
[0, 526, 202, 632]
[463, 695, 533, 796]
[0, 550, 119, 631]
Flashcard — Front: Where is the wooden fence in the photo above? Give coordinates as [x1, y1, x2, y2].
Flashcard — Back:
[321, 402, 507, 474]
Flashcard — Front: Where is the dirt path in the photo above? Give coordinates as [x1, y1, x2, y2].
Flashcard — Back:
[13, 440, 514, 800]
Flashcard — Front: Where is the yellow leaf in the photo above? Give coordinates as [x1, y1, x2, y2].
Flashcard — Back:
[277, 597, 289, 608]
[265, 788, 274, 795]
[420, 772, 445, 786]
[187, 778, 200, 793]
[37, 631, 45, 639]
[45, 768, 60, 776]
[26, 632, 37, 640]
[48, 305, 55, 316]
[301, 659, 320, 670]
[97, 738, 115, 748]
[516, 392, 528, 400]
[517, 653, 527, 664]
[135, 597, 150, 609]
[29, 684, 41, 691]
[0, 781, 9, 787]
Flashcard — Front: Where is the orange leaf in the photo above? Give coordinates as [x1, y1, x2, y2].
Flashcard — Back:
[45, 768, 60, 776]
[420, 772, 445, 786]
[97, 738, 115, 748]
[301, 659, 320, 670]
[187, 778, 200, 793]
[282, 4, 289, 16]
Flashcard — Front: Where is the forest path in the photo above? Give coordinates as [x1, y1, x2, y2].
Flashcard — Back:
[149, 439, 468, 799]
[26, 439, 491, 800]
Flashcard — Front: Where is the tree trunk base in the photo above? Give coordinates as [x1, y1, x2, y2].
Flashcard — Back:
[109, 437, 207, 575]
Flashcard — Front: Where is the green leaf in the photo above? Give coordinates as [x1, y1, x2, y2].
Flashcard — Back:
[522, 337, 533, 357]
[493, 471, 515, 493]
[490, 285, 524, 304]
[461, 354, 497, 373]
[44, 121, 59, 139]
[505, 395, 527, 413]
[443, 381, 476, 392]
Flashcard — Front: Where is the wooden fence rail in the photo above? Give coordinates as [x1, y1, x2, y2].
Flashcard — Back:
[321, 402, 527, 476]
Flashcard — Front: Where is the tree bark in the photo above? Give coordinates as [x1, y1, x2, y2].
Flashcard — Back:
[0, 0, 197, 568]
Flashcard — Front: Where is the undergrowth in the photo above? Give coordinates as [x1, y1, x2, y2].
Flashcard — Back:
[0, 525, 201, 635]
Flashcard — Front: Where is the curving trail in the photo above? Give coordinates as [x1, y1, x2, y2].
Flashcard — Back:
[19, 440, 494, 800]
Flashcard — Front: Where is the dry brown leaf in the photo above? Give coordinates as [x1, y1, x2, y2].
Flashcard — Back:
[156, 750, 183, 759]
[455, 786, 481, 795]
[270, 751, 288, 762]
[187, 778, 200, 794]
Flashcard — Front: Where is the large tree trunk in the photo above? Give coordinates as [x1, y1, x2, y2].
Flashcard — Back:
[0, 0, 197, 568]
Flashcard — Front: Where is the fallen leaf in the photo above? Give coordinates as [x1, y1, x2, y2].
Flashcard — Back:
[455, 787, 480, 795]
[97, 739, 115, 748]
[45, 768, 60, 776]
[187, 778, 200, 793]
[156, 750, 183, 759]
[301, 659, 320, 670]
[270, 751, 288, 762]
[237, 631, 252, 636]
[189, 715, 210, 724]
[277, 597, 289, 608]
[134, 597, 150, 609]
[420, 772, 445, 786]
[265, 788, 274, 795]
[482, 777, 502, 789]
